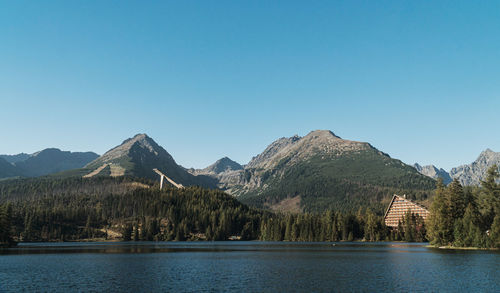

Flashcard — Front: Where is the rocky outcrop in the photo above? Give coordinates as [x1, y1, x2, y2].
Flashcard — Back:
[413, 163, 452, 184]
[450, 149, 500, 186]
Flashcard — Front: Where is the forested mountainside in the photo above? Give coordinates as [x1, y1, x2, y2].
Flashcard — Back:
[196, 130, 436, 214]
[0, 176, 414, 243]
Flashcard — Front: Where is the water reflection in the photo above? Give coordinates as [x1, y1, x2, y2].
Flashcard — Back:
[1, 242, 499, 292]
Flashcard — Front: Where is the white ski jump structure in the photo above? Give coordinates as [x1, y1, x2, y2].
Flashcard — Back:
[153, 168, 184, 189]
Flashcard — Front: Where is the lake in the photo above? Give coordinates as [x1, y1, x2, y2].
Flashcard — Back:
[0, 242, 499, 292]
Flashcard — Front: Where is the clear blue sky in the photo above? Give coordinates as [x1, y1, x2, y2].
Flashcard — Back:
[1, 1, 499, 170]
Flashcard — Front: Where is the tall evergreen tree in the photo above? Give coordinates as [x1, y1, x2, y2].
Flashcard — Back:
[427, 179, 453, 246]
[479, 165, 500, 228]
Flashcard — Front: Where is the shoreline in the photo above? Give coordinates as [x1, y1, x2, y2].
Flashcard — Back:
[426, 245, 499, 251]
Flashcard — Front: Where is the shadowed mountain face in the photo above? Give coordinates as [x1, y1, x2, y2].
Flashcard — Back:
[0, 157, 21, 178]
[15, 149, 99, 177]
[194, 130, 436, 213]
[0, 149, 98, 179]
[84, 134, 216, 188]
[0, 153, 30, 164]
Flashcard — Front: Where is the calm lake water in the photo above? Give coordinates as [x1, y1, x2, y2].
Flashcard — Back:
[0, 241, 499, 292]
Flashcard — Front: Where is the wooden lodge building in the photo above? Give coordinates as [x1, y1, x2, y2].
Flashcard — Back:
[384, 194, 430, 228]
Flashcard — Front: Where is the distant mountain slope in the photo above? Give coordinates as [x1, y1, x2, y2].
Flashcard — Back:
[246, 135, 301, 168]
[413, 163, 452, 184]
[189, 157, 244, 193]
[0, 153, 30, 164]
[14, 148, 99, 177]
[84, 134, 216, 188]
[450, 149, 500, 186]
[208, 130, 436, 213]
[0, 157, 22, 179]
[197, 157, 243, 175]
[0, 149, 98, 179]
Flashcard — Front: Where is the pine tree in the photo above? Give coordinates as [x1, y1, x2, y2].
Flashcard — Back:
[479, 165, 500, 229]
[0, 204, 13, 245]
[448, 179, 467, 220]
[364, 211, 377, 241]
[489, 214, 500, 248]
[427, 180, 454, 246]
[122, 224, 132, 241]
[85, 215, 92, 239]
[133, 223, 139, 241]
[284, 215, 293, 241]
[403, 211, 415, 242]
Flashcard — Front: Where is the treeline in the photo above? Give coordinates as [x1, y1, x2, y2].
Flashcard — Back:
[0, 176, 431, 243]
[427, 165, 500, 248]
[259, 209, 425, 242]
[8, 185, 262, 242]
[0, 203, 14, 246]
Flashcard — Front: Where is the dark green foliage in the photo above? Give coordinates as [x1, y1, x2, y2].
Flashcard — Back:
[240, 150, 435, 214]
[0, 176, 395, 243]
[259, 210, 390, 242]
[386, 212, 425, 242]
[478, 165, 500, 228]
[402, 211, 426, 242]
[0, 203, 14, 246]
[1, 176, 262, 241]
[428, 165, 500, 248]
[490, 214, 500, 248]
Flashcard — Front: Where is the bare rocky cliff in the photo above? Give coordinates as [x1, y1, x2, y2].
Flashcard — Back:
[449, 149, 500, 186]
[413, 163, 452, 184]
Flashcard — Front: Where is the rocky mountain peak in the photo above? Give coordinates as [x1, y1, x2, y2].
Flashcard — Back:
[413, 163, 452, 184]
[246, 130, 372, 171]
[196, 157, 243, 175]
[478, 148, 497, 161]
[246, 135, 301, 168]
[94, 133, 163, 164]
[305, 129, 341, 140]
[32, 148, 63, 157]
[450, 149, 500, 186]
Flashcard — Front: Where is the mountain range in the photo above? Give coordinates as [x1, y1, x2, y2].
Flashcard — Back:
[1, 130, 499, 213]
[192, 130, 435, 212]
[413, 149, 500, 186]
[0, 149, 98, 179]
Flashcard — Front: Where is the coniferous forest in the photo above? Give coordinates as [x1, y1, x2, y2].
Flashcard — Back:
[1, 166, 498, 247]
[427, 165, 500, 248]
[0, 176, 417, 244]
